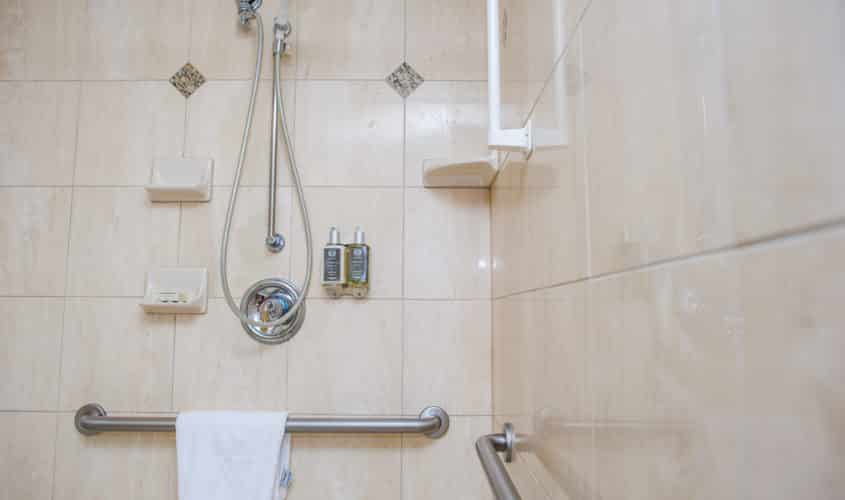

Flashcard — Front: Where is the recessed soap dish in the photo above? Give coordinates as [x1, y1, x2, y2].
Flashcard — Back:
[141, 267, 208, 314]
[145, 158, 213, 202]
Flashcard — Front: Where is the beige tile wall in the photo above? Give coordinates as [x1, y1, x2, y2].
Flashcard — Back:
[0, 0, 492, 499]
[492, 0, 845, 499]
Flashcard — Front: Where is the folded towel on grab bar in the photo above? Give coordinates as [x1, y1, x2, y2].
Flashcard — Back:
[176, 412, 292, 500]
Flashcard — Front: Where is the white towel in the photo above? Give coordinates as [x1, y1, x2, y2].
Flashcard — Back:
[176, 412, 292, 500]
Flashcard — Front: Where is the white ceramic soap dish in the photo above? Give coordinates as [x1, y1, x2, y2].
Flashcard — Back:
[145, 158, 213, 202]
[140, 267, 208, 314]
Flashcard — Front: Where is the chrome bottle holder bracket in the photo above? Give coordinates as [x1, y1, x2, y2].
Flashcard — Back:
[240, 278, 305, 344]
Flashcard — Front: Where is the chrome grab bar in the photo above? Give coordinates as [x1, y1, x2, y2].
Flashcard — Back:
[476, 423, 522, 500]
[75, 403, 449, 439]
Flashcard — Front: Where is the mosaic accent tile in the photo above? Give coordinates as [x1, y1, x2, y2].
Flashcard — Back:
[386, 62, 424, 98]
[169, 63, 206, 98]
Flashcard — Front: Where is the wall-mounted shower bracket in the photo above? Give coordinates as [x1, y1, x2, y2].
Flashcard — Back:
[237, 0, 262, 24]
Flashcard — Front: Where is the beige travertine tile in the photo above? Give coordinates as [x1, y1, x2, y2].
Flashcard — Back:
[290, 188, 402, 299]
[66, 188, 179, 296]
[186, 80, 295, 187]
[0, 413, 57, 500]
[54, 419, 176, 500]
[0, 82, 80, 186]
[402, 416, 493, 500]
[0, 298, 63, 410]
[74, 82, 185, 186]
[296, 0, 402, 79]
[0, 187, 71, 295]
[179, 187, 292, 299]
[405, 188, 490, 299]
[289, 434, 400, 500]
[0, 0, 85, 80]
[722, 0, 845, 242]
[590, 249, 745, 499]
[59, 298, 174, 412]
[492, 33, 587, 297]
[740, 229, 845, 499]
[403, 300, 491, 415]
[404, 82, 488, 187]
[582, 0, 719, 275]
[80, 0, 189, 80]
[189, 0, 296, 80]
[583, 0, 845, 275]
[406, 0, 486, 81]
[173, 299, 287, 411]
[288, 300, 401, 414]
[493, 283, 589, 420]
[295, 81, 403, 187]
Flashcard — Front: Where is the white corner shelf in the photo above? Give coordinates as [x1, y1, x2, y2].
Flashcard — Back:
[145, 158, 213, 202]
[140, 267, 208, 314]
[422, 155, 499, 188]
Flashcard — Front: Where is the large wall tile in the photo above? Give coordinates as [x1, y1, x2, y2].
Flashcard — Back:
[289, 434, 400, 500]
[0, 82, 80, 186]
[80, 0, 189, 80]
[189, 0, 296, 80]
[179, 187, 292, 299]
[59, 298, 174, 412]
[290, 188, 402, 299]
[0, 0, 85, 80]
[740, 229, 845, 499]
[295, 81, 403, 187]
[54, 420, 176, 500]
[722, 0, 845, 242]
[403, 416, 493, 500]
[492, 33, 587, 297]
[74, 82, 185, 186]
[0, 413, 57, 500]
[185, 80, 295, 188]
[0, 188, 71, 295]
[288, 300, 401, 414]
[0, 298, 63, 410]
[403, 300, 491, 415]
[66, 188, 179, 296]
[583, 0, 845, 275]
[406, 0, 486, 81]
[296, 0, 402, 79]
[493, 283, 589, 420]
[405, 188, 490, 299]
[591, 257, 745, 499]
[582, 0, 720, 275]
[405, 82, 488, 187]
[173, 299, 287, 411]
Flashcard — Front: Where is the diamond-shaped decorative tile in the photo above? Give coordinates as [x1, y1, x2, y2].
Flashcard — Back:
[386, 62, 424, 98]
[170, 63, 206, 98]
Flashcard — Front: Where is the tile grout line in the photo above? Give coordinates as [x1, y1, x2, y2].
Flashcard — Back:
[0, 78, 491, 84]
[400, 2, 408, 497]
[174, 54, 189, 410]
[492, 217, 845, 302]
[49, 76, 84, 500]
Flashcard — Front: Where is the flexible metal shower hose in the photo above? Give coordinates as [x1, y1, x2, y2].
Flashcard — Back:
[219, 13, 313, 328]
